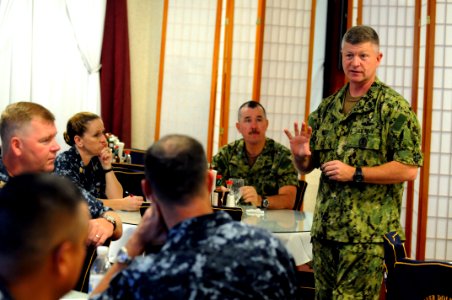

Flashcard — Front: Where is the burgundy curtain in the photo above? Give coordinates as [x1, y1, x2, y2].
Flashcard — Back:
[100, 0, 131, 147]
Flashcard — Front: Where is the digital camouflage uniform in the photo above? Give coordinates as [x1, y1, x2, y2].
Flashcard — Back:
[212, 138, 298, 198]
[0, 280, 13, 300]
[54, 147, 111, 218]
[309, 79, 423, 299]
[91, 211, 300, 300]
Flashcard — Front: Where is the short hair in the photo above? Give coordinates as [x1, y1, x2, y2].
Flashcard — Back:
[0, 173, 84, 280]
[144, 135, 207, 204]
[341, 25, 380, 49]
[64, 112, 101, 146]
[0, 102, 55, 151]
[238, 100, 267, 121]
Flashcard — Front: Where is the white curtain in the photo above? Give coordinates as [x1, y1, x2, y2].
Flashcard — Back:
[0, 0, 106, 149]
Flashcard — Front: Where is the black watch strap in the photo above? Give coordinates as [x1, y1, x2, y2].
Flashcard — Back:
[353, 167, 364, 183]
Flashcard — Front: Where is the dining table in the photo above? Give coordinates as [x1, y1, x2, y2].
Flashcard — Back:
[110, 207, 313, 266]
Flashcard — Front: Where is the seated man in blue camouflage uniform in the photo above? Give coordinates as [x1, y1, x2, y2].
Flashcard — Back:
[90, 134, 300, 299]
[285, 25, 423, 299]
[0, 174, 90, 300]
[0, 102, 123, 292]
[212, 100, 298, 209]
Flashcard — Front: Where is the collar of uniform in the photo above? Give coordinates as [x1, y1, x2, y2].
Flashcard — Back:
[338, 78, 384, 116]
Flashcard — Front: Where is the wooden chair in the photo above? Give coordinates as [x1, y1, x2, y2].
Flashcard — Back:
[383, 231, 452, 300]
[293, 179, 308, 211]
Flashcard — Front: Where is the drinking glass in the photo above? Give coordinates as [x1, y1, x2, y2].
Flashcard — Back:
[229, 178, 244, 204]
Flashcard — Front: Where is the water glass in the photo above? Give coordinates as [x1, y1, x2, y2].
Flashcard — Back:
[229, 178, 244, 204]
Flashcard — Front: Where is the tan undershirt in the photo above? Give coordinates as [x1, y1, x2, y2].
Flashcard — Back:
[343, 89, 361, 114]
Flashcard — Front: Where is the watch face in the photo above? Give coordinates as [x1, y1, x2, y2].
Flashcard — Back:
[354, 175, 363, 182]
[353, 167, 364, 183]
[117, 247, 132, 265]
[263, 198, 269, 208]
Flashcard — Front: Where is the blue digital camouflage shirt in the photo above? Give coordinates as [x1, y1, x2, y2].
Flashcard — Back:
[309, 79, 423, 243]
[91, 211, 300, 300]
[54, 147, 111, 218]
[0, 280, 13, 300]
[212, 138, 298, 198]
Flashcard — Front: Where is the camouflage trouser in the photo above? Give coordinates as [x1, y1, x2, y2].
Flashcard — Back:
[312, 239, 385, 300]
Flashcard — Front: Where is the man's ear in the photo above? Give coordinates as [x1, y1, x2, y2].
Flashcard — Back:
[10, 137, 22, 156]
[206, 170, 214, 193]
[235, 122, 242, 134]
[52, 241, 73, 279]
[141, 179, 153, 201]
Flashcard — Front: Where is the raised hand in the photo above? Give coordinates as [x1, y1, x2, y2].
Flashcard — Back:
[284, 121, 312, 158]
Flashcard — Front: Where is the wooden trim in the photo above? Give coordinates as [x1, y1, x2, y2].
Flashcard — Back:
[304, 0, 316, 122]
[404, 0, 422, 257]
[154, 0, 169, 141]
[252, 0, 266, 101]
[346, 0, 353, 29]
[219, 0, 235, 147]
[416, 0, 436, 260]
[356, 0, 363, 25]
[207, 0, 224, 161]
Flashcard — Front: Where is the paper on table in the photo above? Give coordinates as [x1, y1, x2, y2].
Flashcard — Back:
[245, 208, 265, 216]
[60, 290, 88, 299]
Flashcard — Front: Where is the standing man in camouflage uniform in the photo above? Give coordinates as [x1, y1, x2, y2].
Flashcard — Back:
[213, 100, 298, 209]
[284, 25, 423, 299]
[91, 134, 300, 299]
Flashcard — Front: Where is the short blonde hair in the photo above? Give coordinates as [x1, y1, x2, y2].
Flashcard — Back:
[0, 102, 55, 151]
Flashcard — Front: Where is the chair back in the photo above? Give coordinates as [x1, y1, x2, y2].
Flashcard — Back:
[113, 169, 145, 197]
[213, 206, 243, 221]
[125, 148, 146, 165]
[384, 231, 452, 300]
[293, 179, 308, 211]
[383, 231, 407, 274]
[112, 162, 145, 172]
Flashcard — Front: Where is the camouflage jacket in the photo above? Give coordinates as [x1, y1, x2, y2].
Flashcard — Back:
[309, 79, 423, 243]
[91, 211, 300, 300]
[54, 147, 111, 218]
[212, 138, 298, 198]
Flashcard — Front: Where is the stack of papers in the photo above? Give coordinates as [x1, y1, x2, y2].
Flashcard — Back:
[245, 208, 265, 216]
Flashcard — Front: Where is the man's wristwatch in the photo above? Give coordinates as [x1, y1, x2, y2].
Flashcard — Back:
[116, 246, 133, 265]
[261, 198, 269, 209]
[353, 167, 364, 183]
[102, 214, 117, 231]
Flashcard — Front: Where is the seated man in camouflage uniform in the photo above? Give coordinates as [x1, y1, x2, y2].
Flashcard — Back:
[91, 134, 300, 299]
[285, 25, 423, 299]
[212, 100, 298, 209]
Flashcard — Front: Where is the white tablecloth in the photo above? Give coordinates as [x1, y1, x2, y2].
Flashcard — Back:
[110, 210, 313, 266]
[274, 232, 312, 265]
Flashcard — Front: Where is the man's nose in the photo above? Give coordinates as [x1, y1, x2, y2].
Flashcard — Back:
[351, 55, 360, 66]
[51, 140, 61, 152]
